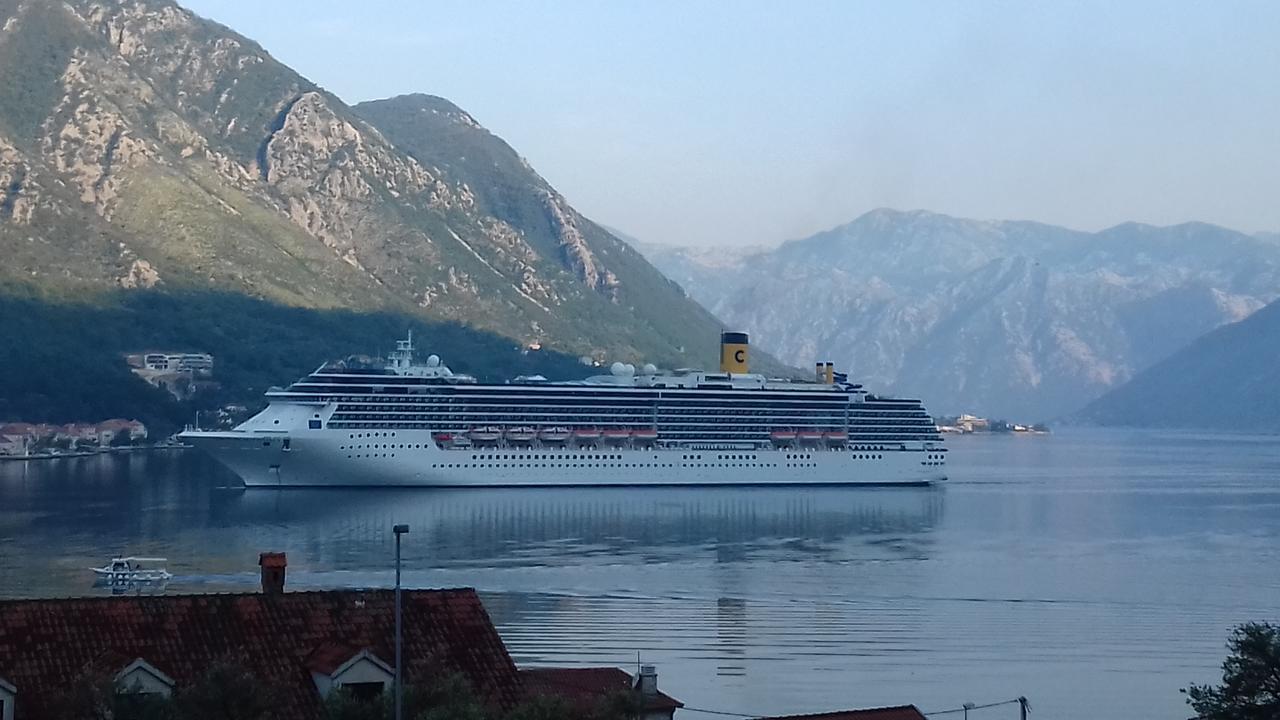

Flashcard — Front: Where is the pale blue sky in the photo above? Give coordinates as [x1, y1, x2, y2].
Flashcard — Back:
[183, 1, 1280, 246]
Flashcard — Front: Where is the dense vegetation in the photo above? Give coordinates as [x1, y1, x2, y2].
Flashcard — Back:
[1183, 622, 1280, 720]
[0, 288, 588, 436]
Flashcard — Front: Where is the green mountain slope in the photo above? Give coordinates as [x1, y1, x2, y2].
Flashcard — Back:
[0, 288, 587, 433]
[0, 0, 730, 368]
[1077, 298, 1280, 429]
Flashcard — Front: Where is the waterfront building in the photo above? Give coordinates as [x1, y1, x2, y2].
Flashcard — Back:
[0, 434, 26, 457]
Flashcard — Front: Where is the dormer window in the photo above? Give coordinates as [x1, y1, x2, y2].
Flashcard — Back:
[0, 676, 14, 720]
[116, 658, 176, 697]
[307, 644, 394, 700]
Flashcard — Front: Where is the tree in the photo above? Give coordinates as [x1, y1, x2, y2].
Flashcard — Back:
[174, 661, 281, 720]
[322, 687, 390, 720]
[501, 695, 574, 720]
[56, 671, 175, 720]
[110, 430, 135, 447]
[409, 673, 489, 720]
[1184, 622, 1280, 720]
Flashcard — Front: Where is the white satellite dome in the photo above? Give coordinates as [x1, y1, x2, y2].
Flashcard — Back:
[641, 363, 658, 375]
[426, 354, 441, 367]
[610, 361, 627, 376]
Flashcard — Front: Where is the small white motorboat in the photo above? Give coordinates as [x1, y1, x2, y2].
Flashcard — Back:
[91, 557, 172, 584]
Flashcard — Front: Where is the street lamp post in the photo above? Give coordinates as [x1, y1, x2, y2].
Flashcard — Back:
[393, 524, 410, 720]
[962, 702, 975, 720]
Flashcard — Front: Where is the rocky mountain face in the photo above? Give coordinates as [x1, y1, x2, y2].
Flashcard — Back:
[1077, 297, 1280, 429]
[0, 0, 729, 367]
[639, 209, 1280, 419]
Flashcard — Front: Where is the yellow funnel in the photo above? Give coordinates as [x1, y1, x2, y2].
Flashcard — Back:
[720, 332, 749, 373]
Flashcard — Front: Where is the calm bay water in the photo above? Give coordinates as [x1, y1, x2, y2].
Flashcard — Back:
[1, 429, 1278, 719]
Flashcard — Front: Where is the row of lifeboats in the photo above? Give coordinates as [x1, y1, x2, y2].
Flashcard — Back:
[770, 429, 849, 447]
[428, 427, 850, 449]
[436, 426, 661, 447]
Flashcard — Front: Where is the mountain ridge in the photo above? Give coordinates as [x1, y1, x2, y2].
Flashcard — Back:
[1077, 296, 1280, 430]
[635, 208, 1280, 419]
[0, 0, 736, 370]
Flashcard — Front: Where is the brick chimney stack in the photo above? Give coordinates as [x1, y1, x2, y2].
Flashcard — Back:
[259, 552, 287, 595]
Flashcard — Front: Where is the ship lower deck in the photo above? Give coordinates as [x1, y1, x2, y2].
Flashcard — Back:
[181, 429, 947, 488]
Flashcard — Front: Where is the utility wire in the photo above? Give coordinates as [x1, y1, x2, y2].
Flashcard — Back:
[680, 707, 759, 717]
[681, 697, 1028, 719]
[923, 698, 1027, 716]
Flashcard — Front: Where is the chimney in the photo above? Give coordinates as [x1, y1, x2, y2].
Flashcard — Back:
[635, 664, 658, 697]
[259, 552, 287, 595]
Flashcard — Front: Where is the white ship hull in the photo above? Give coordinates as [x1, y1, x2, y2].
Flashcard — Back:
[181, 429, 946, 488]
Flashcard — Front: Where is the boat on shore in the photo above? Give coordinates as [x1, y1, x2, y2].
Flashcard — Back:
[91, 557, 172, 584]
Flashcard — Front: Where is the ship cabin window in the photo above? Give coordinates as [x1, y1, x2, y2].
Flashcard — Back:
[309, 420, 322, 429]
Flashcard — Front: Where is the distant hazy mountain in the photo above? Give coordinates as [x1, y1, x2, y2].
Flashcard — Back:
[637, 209, 1280, 419]
[1078, 297, 1280, 429]
[0, 0, 730, 368]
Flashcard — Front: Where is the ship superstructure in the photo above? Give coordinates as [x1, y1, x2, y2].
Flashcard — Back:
[181, 332, 946, 487]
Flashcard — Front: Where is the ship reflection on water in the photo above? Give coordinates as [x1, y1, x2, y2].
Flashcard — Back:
[207, 485, 946, 691]
[207, 485, 945, 571]
[209, 484, 946, 696]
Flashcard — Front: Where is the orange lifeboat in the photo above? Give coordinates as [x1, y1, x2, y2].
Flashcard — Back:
[602, 428, 632, 445]
[468, 426, 502, 445]
[824, 430, 849, 447]
[632, 427, 658, 446]
[539, 426, 572, 444]
[505, 426, 536, 444]
[770, 429, 797, 447]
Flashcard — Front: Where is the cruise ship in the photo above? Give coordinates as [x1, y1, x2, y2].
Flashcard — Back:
[181, 332, 946, 488]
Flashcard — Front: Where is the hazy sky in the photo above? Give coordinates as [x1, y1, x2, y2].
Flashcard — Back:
[183, 1, 1280, 246]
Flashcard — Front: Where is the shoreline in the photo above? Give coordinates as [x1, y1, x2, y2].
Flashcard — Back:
[0, 445, 191, 462]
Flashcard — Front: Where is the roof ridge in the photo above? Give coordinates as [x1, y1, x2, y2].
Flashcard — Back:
[0, 586, 481, 605]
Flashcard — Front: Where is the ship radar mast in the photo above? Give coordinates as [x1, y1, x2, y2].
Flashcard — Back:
[383, 330, 471, 381]
[388, 331, 414, 373]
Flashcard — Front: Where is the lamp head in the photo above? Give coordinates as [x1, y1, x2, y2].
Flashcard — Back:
[393, 524, 409, 535]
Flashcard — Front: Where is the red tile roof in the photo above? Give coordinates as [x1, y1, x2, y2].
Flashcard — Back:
[0, 589, 522, 720]
[305, 640, 369, 675]
[520, 667, 684, 712]
[758, 707, 927, 720]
